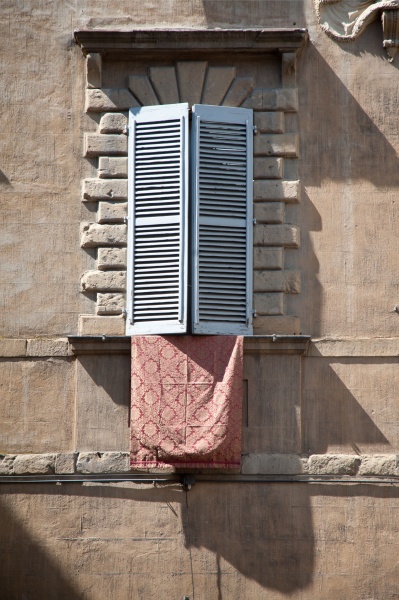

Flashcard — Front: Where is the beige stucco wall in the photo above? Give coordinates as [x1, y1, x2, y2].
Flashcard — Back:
[2, 0, 399, 598]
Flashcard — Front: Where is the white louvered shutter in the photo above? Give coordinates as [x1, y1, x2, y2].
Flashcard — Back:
[126, 103, 189, 334]
[191, 105, 253, 335]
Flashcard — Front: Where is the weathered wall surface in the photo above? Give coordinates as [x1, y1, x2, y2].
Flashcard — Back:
[1, 481, 399, 599]
[2, 0, 399, 598]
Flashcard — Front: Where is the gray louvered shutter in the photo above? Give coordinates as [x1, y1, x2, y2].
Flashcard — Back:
[126, 103, 189, 335]
[191, 105, 253, 335]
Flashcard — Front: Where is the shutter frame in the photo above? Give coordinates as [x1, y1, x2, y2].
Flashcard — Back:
[126, 103, 189, 335]
[191, 104, 253, 335]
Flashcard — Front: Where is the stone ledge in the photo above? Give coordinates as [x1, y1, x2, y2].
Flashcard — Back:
[0, 338, 72, 357]
[243, 454, 399, 476]
[1, 452, 399, 476]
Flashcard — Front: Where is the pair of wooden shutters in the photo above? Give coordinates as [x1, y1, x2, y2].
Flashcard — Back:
[126, 103, 253, 335]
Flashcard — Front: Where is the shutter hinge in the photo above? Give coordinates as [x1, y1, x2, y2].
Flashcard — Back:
[252, 218, 257, 225]
[123, 126, 129, 135]
[123, 216, 129, 224]
[252, 309, 257, 318]
[253, 125, 258, 134]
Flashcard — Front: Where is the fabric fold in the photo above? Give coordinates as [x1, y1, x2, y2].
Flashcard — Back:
[130, 335, 243, 470]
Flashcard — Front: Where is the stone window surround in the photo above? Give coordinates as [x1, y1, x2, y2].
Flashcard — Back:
[74, 28, 308, 337]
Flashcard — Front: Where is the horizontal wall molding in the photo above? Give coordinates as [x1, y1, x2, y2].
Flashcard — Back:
[74, 28, 309, 58]
[1, 452, 399, 478]
[308, 337, 399, 357]
[2, 336, 399, 357]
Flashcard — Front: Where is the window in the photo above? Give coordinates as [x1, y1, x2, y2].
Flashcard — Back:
[126, 103, 253, 336]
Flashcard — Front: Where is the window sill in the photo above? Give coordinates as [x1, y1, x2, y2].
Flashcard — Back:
[68, 335, 311, 355]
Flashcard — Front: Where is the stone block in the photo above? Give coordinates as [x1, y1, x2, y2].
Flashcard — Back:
[97, 293, 125, 315]
[253, 247, 283, 270]
[80, 270, 126, 293]
[83, 179, 128, 201]
[80, 223, 127, 248]
[97, 247, 127, 270]
[222, 77, 255, 107]
[86, 53, 102, 89]
[254, 202, 284, 224]
[76, 355, 130, 451]
[254, 134, 298, 157]
[98, 157, 128, 179]
[26, 338, 70, 357]
[254, 111, 284, 133]
[0, 455, 15, 474]
[253, 315, 301, 335]
[76, 452, 130, 474]
[99, 112, 128, 134]
[360, 455, 398, 476]
[243, 88, 298, 112]
[282, 52, 297, 88]
[253, 293, 283, 315]
[79, 315, 126, 336]
[254, 270, 300, 293]
[85, 88, 138, 112]
[98, 202, 127, 223]
[176, 62, 207, 106]
[0, 339, 26, 357]
[202, 66, 236, 105]
[254, 180, 300, 202]
[149, 66, 180, 104]
[13, 454, 56, 475]
[242, 453, 307, 475]
[55, 453, 76, 474]
[254, 157, 282, 179]
[308, 454, 361, 475]
[128, 75, 160, 106]
[84, 134, 127, 158]
[0, 360, 74, 453]
[254, 224, 300, 247]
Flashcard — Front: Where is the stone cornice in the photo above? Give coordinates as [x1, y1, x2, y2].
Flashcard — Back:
[74, 28, 309, 58]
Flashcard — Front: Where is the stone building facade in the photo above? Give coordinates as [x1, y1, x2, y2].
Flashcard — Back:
[2, 1, 399, 598]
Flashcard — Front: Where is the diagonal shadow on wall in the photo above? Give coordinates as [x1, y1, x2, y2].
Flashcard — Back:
[0, 494, 82, 600]
[303, 357, 391, 454]
[298, 38, 399, 188]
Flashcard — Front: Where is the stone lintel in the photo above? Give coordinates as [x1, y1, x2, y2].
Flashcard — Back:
[74, 28, 309, 58]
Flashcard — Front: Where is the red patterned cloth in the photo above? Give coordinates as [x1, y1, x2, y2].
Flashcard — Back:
[130, 336, 243, 470]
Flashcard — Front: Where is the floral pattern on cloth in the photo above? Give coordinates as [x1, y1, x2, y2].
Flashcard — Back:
[130, 335, 243, 470]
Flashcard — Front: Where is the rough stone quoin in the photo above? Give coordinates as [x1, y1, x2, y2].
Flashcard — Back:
[99, 112, 128, 134]
[80, 223, 127, 248]
[254, 224, 300, 247]
[85, 134, 127, 157]
[98, 157, 128, 179]
[254, 180, 300, 202]
[85, 88, 139, 112]
[97, 247, 127, 270]
[82, 179, 128, 201]
[254, 270, 300, 293]
[80, 270, 126, 293]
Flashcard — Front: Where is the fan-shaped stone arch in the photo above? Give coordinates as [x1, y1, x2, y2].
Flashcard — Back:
[128, 62, 254, 108]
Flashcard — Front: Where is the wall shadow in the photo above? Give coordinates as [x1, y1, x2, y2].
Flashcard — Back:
[78, 354, 131, 406]
[0, 494, 82, 600]
[298, 41, 399, 188]
[303, 357, 391, 454]
[0, 482, 314, 596]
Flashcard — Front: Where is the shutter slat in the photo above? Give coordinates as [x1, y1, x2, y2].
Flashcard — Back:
[192, 105, 253, 335]
[126, 103, 189, 335]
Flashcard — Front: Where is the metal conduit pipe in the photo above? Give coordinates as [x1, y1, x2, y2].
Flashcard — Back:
[1, 474, 399, 486]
